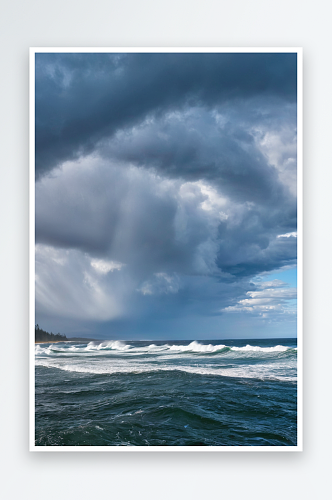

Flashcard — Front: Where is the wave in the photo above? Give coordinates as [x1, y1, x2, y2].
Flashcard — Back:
[168, 342, 292, 354]
[35, 340, 296, 358]
[35, 358, 296, 382]
[168, 341, 226, 353]
[230, 345, 289, 353]
[86, 340, 131, 351]
[35, 339, 297, 383]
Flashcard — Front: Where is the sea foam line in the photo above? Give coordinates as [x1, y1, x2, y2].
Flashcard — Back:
[35, 358, 297, 382]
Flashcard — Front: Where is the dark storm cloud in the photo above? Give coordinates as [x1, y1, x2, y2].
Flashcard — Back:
[216, 229, 297, 278]
[35, 52, 296, 177]
[98, 105, 296, 207]
[35, 161, 222, 279]
[35, 158, 296, 285]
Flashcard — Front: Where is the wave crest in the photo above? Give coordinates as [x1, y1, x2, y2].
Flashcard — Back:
[86, 340, 131, 351]
[35, 359, 297, 382]
[168, 341, 226, 353]
[230, 345, 289, 353]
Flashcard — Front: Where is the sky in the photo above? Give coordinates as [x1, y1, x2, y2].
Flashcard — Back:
[34, 52, 298, 340]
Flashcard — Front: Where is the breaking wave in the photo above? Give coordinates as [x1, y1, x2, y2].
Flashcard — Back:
[230, 345, 289, 353]
[35, 340, 296, 357]
[35, 358, 296, 382]
[86, 340, 130, 351]
[35, 339, 297, 382]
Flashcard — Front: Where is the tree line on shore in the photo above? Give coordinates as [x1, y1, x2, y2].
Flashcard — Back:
[35, 324, 67, 342]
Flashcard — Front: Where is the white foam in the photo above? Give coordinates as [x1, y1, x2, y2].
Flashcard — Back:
[35, 340, 295, 360]
[35, 338, 296, 385]
[230, 344, 289, 353]
[35, 345, 45, 354]
[86, 340, 131, 351]
[35, 358, 297, 382]
[168, 341, 226, 353]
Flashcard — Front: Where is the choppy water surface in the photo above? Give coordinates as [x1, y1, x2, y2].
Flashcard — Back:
[35, 338, 297, 446]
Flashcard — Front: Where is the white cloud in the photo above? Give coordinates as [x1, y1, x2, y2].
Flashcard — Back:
[277, 232, 297, 238]
[255, 279, 288, 289]
[91, 258, 124, 274]
[252, 118, 297, 197]
[223, 279, 296, 320]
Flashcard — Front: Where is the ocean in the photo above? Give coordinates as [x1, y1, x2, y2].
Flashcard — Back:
[35, 338, 297, 447]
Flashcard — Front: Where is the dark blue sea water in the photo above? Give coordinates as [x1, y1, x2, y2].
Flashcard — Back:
[35, 338, 297, 447]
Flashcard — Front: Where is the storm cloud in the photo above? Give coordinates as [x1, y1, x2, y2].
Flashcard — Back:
[35, 52, 296, 176]
[35, 51, 298, 338]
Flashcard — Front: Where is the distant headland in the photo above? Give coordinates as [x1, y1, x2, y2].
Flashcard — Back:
[35, 325, 98, 343]
[35, 324, 67, 343]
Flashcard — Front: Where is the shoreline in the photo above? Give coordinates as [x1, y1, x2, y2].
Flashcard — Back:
[35, 338, 99, 344]
[35, 341, 65, 344]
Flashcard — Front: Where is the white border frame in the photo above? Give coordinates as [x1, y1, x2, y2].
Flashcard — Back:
[29, 47, 303, 452]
